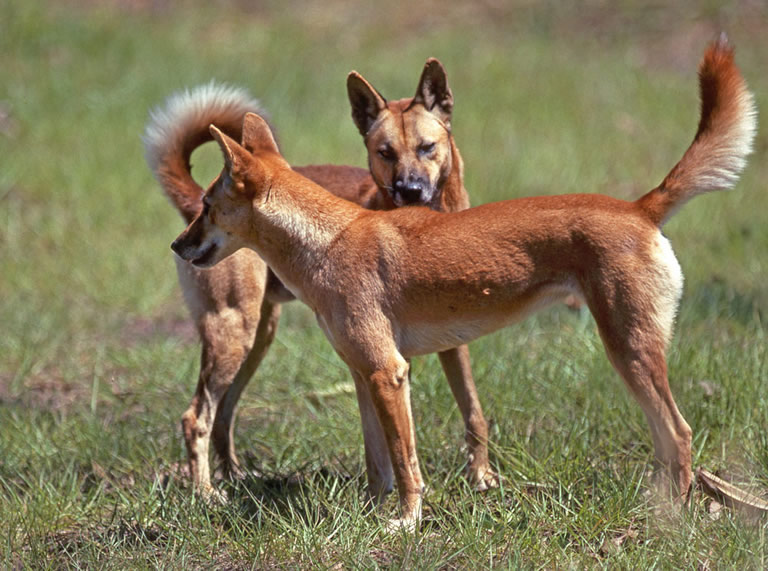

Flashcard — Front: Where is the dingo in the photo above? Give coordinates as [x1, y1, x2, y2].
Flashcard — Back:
[145, 60, 497, 500]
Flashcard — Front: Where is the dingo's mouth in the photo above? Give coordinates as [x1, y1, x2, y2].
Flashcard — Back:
[190, 242, 218, 267]
[171, 237, 218, 268]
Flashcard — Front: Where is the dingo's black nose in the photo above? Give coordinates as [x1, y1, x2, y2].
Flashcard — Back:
[394, 175, 428, 204]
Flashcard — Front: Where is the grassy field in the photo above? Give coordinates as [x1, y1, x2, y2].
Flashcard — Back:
[1, 0, 767, 567]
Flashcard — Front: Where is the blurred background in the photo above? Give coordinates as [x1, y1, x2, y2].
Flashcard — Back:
[2, 0, 766, 315]
[2, 0, 765, 336]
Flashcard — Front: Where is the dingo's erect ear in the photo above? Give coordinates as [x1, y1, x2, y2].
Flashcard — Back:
[347, 71, 387, 137]
[413, 58, 453, 129]
[241, 112, 280, 156]
[209, 124, 251, 188]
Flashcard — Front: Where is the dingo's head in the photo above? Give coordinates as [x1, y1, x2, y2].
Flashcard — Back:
[171, 113, 283, 268]
[347, 58, 456, 210]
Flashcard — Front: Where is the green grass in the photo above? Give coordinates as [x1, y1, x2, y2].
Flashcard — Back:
[1, 0, 767, 567]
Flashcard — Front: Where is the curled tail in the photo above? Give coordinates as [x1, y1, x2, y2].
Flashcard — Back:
[637, 34, 757, 227]
[143, 82, 267, 222]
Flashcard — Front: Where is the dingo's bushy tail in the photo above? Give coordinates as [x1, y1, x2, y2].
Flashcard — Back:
[143, 82, 267, 222]
[638, 34, 757, 227]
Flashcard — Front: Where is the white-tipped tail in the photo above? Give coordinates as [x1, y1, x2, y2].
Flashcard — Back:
[143, 81, 266, 222]
[637, 35, 757, 226]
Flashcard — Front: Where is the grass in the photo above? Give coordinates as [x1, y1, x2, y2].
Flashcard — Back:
[1, 0, 767, 567]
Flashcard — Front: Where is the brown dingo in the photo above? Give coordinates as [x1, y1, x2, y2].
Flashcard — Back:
[171, 38, 755, 528]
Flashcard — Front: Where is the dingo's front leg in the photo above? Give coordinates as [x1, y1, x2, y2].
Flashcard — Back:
[438, 345, 499, 491]
[359, 356, 424, 531]
[350, 369, 395, 503]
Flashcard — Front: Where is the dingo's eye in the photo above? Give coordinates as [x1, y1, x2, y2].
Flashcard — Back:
[377, 145, 396, 161]
[418, 142, 436, 156]
[202, 198, 216, 224]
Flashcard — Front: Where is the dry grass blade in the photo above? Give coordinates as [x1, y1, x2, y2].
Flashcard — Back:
[696, 468, 768, 518]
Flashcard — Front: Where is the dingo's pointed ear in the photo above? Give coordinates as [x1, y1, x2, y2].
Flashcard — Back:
[210, 124, 250, 186]
[413, 58, 453, 129]
[347, 71, 387, 136]
[241, 112, 280, 156]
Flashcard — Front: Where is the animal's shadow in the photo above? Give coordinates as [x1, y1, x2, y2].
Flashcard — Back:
[216, 460, 368, 525]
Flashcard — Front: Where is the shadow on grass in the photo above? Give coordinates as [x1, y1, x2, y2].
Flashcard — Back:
[222, 462, 359, 521]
